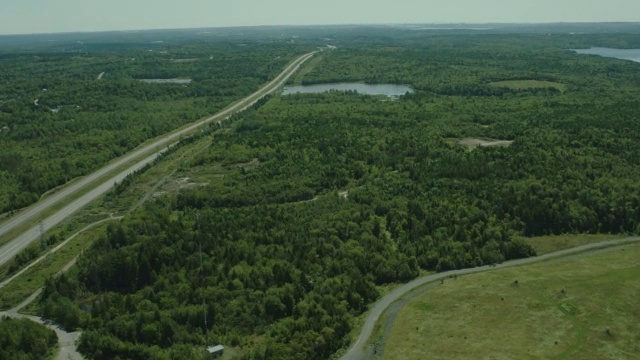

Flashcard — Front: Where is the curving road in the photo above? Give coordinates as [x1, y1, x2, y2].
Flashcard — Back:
[0, 51, 316, 268]
[340, 236, 640, 360]
[0, 287, 84, 360]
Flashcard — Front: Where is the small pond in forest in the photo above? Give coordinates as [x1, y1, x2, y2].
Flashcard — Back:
[282, 83, 414, 97]
[139, 79, 192, 84]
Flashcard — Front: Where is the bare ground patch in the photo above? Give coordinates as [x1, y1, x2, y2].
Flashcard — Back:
[153, 177, 208, 197]
[458, 138, 514, 149]
[228, 158, 260, 171]
[170, 58, 199, 63]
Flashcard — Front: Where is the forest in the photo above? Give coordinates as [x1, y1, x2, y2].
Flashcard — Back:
[0, 317, 58, 359]
[3, 26, 640, 359]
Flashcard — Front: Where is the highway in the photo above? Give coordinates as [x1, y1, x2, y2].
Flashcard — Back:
[339, 236, 640, 360]
[0, 50, 316, 268]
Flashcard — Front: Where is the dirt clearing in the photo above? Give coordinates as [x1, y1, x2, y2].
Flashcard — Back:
[458, 138, 513, 149]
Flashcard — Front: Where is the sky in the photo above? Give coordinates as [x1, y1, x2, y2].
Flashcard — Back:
[1, 0, 639, 35]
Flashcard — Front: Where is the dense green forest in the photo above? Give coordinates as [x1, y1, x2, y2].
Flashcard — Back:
[23, 27, 640, 359]
[0, 40, 310, 212]
[0, 317, 57, 359]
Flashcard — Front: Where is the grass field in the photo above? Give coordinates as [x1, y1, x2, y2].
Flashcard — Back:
[382, 243, 640, 360]
[489, 80, 567, 91]
[523, 233, 622, 255]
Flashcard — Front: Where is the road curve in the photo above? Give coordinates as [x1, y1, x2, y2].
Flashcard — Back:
[0, 289, 84, 360]
[340, 236, 640, 360]
[0, 51, 316, 268]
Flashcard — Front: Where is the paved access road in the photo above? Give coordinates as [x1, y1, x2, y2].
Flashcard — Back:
[0, 51, 316, 268]
[340, 236, 640, 360]
[0, 289, 84, 360]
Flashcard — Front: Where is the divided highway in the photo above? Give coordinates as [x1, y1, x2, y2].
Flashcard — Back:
[0, 51, 316, 268]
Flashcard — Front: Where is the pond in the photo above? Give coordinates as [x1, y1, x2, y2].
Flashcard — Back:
[139, 79, 192, 84]
[282, 83, 414, 97]
[572, 48, 640, 63]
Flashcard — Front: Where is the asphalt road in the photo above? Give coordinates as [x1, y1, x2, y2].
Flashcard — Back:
[339, 236, 640, 360]
[0, 51, 316, 268]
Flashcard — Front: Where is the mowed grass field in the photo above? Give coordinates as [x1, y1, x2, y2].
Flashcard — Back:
[489, 80, 567, 91]
[523, 233, 621, 255]
[382, 243, 640, 360]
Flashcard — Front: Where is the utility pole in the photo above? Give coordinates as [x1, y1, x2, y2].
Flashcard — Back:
[39, 221, 46, 250]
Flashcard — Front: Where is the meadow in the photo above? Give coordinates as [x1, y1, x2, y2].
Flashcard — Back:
[382, 243, 640, 360]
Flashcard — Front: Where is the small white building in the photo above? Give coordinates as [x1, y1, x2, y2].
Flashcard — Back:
[207, 344, 224, 358]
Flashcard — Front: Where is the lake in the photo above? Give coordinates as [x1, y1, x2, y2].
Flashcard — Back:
[572, 48, 640, 63]
[139, 79, 192, 84]
[282, 83, 414, 97]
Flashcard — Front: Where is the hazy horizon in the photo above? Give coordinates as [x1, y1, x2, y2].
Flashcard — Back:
[2, 0, 640, 35]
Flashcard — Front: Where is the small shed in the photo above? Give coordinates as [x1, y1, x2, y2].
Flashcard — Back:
[207, 344, 224, 358]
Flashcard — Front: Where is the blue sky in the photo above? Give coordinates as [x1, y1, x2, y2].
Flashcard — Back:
[1, 0, 639, 34]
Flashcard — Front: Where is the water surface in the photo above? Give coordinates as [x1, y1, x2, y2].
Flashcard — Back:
[572, 48, 640, 63]
[139, 79, 192, 84]
[282, 83, 413, 97]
